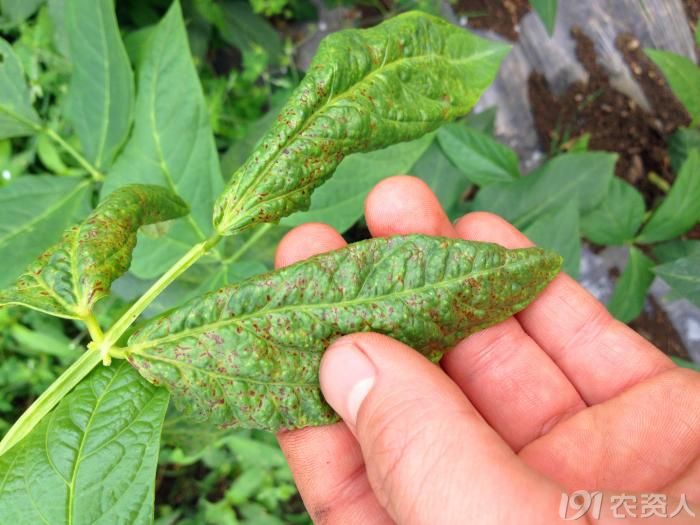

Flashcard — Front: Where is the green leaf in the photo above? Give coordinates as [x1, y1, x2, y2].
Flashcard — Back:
[213, 12, 510, 235]
[0, 176, 91, 288]
[0, 38, 41, 139]
[0, 361, 169, 524]
[654, 252, 700, 308]
[0, 184, 189, 319]
[668, 128, 700, 172]
[472, 152, 618, 228]
[63, 0, 134, 170]
[103, 1, 223, 279]
[672, 357, 700, 371]
[652, 239, 700, 264]
[437, 123, 519, 186]
[637, 149, 700, 243]
[0, 0, 45, 24]
[524, 205, 580, 278]
[646, 49, 700, 125]
[531, 0, 558, 35]
[126, 234, 561, 431]
[607, 247, 655, 323]
[411, 139, 470, 213]
[581, 178, 645, 245]
[282, 133, 434, 232]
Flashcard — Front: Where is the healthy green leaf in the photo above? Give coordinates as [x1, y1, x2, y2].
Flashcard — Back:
[411, 139, 470, 214]
[103, 1, 223, 279]
[471, 152, 618, 228]
[0, 175, 91, 288]
[608, 247, 655, 323]
[0, 38, 41, 139]
[652, 239, 700, 264]
[581, 177, 645, 245]
[213, 12, 510, 235]
[63, 0, 134, 170]
[654, 252, 700, 308]
[646, 49, 700, 125]
[668, 128, 700, 172]
[437, 123, 520, 186]
[637, 149, 700, 244]
[0, 361, 169, 524]
[126, 234, 561, 431]
[0, 184, 189, 319]
[282, 134, 434, 232]
[531, 0, 558, 35]
[524, 205, 580, 278]
[0, 0, 45, 24]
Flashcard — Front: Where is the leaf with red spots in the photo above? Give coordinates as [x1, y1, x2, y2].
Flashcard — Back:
[213, 12, 510, 235]
[0, 184, 189, 319]
[126, 234, 561, 432]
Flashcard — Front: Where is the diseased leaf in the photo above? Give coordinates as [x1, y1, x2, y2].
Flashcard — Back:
[282, 134, 434, 232]
[646, 49, 700, 125]
[472, 152, 618, 229]
[637, 149, 700, 244]
[0, 184, 189, 319]
[126, 234, 561, 432]
[102, 1, 224, 279]
[654, 252, 700, 308]
[524, 205, 580, 278]
[0, 361, 169, 524]
[63, 0, 134, 170]
[608, 247, 655, 323]
[213, 12, 510, 235]
[581, 177, 645, 245]
[0, 38, 41, 139]
[437, 122, 520, 186]
[531, 0, 558, 35]
[0, 175, 91, 288]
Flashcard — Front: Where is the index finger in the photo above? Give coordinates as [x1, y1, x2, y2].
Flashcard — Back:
[455, 212, 675, 405]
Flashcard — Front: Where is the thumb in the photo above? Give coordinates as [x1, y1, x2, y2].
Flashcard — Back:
[320, 333, 562, 525]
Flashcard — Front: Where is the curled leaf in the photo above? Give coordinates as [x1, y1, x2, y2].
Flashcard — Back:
[0, 184, 189, 319]
[213, 12, 510, 234]
[127, 234, 561, 432]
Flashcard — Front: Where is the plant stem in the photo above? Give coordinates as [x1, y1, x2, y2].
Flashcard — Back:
[43, 128, 106, 182]
[84, 312, 104, 342]
[0, 348, 103, 457]
[99, 234, 222, 362]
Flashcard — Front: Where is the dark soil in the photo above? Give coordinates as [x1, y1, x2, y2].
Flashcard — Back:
[528, 27, 691, 208]
[630, 297, 691, 360]
[454, 0, 531, 41]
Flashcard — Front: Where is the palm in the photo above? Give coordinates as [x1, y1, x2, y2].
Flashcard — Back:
[274, 176, 700, 523]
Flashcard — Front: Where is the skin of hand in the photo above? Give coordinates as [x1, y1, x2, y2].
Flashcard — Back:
[273, 176, 700, 525]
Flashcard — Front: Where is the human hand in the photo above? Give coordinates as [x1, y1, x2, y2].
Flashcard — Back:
[274, 176, 700, 524]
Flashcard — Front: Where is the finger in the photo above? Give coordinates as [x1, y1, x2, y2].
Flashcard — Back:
[520, 368, 700, 494]
[455, 212, 675, 404]
[365, 175, 457, 238]
[320, 332, 563, 524]
[275, 225, 392, 524]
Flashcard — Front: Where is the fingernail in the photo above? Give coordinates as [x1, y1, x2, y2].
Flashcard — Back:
[320, 340, 376, 426]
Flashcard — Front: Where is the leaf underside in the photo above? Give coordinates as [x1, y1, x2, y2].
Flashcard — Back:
[213, 11, 510, 234]
[127, 234, 561, 432]
[0, 184, 189, 319]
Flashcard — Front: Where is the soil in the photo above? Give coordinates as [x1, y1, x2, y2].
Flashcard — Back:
[630, 297, 691, 360]
[528, 28, 691, 208]
[454, 0, 531, 41]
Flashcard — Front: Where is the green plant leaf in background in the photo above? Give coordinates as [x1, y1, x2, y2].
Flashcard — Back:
[654, 251, 700, 308]
[126, 234, 561, 432]
[0, 0, 45, 25]
[437, 123, 520, 186]
[646, 49, 700, 126]
[530, 0, 558, 35]
[0, 185, 188, 319]
[524, 204, 580, 277]
[472, 152, 618, 228]
[214, 12, 510, 235]
[0, 38, 41, 139]
[0, 361, 169, 524]
[103, 1, 224, 279]
[282, 134, 434, 232]
[0, 176, 91, 288]
[63, 0, 134, 170]
[668, 127, 700, 172]
[607, 246, 655, 323]
[652, 239, 700, 264]
[581, 177, 645, 245]
[637, 149, 700, 244]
